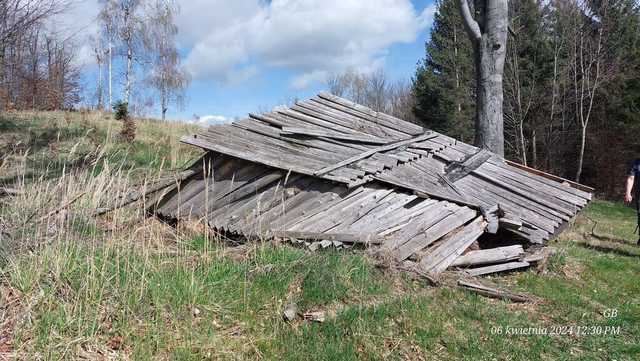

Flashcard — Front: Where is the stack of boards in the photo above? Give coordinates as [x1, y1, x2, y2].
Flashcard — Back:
[154, 93, 592, 277]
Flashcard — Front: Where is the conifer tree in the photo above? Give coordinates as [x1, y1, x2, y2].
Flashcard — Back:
[413, 0, 476, 143]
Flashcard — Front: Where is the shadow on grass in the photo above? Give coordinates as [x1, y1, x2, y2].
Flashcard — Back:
[575, 240, 640, 258]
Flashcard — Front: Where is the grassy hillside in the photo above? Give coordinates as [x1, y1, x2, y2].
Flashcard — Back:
[1, 112, 639, 360]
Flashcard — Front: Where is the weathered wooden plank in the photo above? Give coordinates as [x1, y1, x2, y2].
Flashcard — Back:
[504, 159, 594, 194]
[499, 217, 523, 230]
[477, 162, 584, 211]
[458, 279, 536, 303]
[453, 178, 558, 234]
[483, 160, 589, 206]
[465, 261, 531, 277]
[419, 216, 487, 274]
[280, 126, 387, 144]
[287, 104, 380, 136]
[481, 205, 500, 234]
[395, 206, 477, 261]
[318, 92, 424, 135]
[233, 118, 365, 158]
[272, 231, 381, 244]
[314, 132, 436, 176]
[181, 136, 351, 184]
[300, 100, 406, 139]
[472, 166, 577, 217]
[444, 149, 493, 183]
[379, 201, 451, 250]
[459, 174, 567, 223]
[377, 172, 477, 208]
[450, 245, 525, 267]
[311, 97, 412, 139]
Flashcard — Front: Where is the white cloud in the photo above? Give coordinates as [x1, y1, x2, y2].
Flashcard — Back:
[196, 114, 230, 125]
[178, 0, 432, 88]
[418, 3, 438, 29]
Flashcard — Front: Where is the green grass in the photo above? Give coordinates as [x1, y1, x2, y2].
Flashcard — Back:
[0, 111, 202, 185]
[1, 112, 639, 360]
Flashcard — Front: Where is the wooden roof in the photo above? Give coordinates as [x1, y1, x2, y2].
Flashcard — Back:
[175, 92, 592, 244]
[152, 93, 593, 276]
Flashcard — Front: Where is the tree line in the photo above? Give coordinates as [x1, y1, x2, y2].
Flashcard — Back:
[95, 0, 189, 120]
[335, 0, 639, 197]
[0, 0, 189, 120]
[0, 0, 80, 111]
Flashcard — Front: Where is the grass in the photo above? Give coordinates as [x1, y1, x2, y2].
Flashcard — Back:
[1, 111, 639, 360]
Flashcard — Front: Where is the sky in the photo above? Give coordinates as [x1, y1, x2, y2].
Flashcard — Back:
[63, 0, 437, 124]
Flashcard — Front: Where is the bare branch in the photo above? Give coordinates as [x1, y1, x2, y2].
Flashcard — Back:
[458, 0, 481, 43]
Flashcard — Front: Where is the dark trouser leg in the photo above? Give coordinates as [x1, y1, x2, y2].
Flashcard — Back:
[636, 199, 640, 245]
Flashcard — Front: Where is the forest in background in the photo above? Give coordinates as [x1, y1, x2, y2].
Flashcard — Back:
[329, 0, 640, 197]
[0, 0, 189, 119]
[416, 0, 640, 196]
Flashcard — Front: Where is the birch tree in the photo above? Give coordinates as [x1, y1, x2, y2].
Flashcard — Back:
[98, 0, 118, 108]
[146, 0, 188, 121]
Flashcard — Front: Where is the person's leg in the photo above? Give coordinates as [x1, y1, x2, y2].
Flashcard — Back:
[636, 199, 640, 245]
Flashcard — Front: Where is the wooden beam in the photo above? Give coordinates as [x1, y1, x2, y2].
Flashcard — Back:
[504, 160, 595, 193]
[95, 169, 197, 216]
[464, 261, 531, 277]
[458, 279, 537, 303]
[280, 127, 387, 144]
[272, 231, 381, 245]
[314, 132, 437, 176]
[418, 216, 487, 274]
[450, 245, 525, 267]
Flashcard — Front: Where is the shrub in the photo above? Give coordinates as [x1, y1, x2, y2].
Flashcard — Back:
[113, 101, 136, 142]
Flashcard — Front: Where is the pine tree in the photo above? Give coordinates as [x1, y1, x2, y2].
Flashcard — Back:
[413, 0, 476, 143]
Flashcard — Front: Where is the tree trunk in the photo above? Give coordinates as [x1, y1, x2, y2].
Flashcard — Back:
[161, 86, 167, 121]
[125, 42, 132, 104]
[575, 125, 586, 182]
[459, 0, 508, 157]
[108, 41, 112, 108]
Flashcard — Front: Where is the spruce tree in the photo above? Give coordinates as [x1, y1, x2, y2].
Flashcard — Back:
[413, 0, 476, 143]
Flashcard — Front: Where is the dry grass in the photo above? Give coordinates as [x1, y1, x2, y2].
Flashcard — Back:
[1, 111, 639, 360]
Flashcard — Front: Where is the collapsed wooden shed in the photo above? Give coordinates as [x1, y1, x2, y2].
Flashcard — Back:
[153, 92, 593, 276]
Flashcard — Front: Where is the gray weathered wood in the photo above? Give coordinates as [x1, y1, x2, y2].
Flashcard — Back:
[314, 132, 436, 176]
[272, 231, 381, 244]
[280, 126, 387, 144]
[395, 206, 477, 261]
[458, 279, 536, 303]
[465, 261, 530, 277]
[419, 216, 487, 274]
[450, 245, 525, 267]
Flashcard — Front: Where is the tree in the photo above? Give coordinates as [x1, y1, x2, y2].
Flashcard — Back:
[326, 69, 417, 122]
[413, 0, 476, 142]
[91, 35, 105, 110]
[458, 0, 509, 156]
[146, 0, 189, 121]
[0, 0, 73, 110]
[98, 0, 119, 108]
[119, 0, 144, 105]
[503, 0, 554, 166]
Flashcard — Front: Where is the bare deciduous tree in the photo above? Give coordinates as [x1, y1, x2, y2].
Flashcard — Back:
[326, 69, 417, 123]
[0, 0, 79, 111]
[146, 0, 189, 121]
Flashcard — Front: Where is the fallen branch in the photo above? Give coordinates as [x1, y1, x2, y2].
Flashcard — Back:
[584, 215, 630, 245]
[36, 192, 86, 222]
[457, 278, 538, 303]
[93, 169, 196, 216]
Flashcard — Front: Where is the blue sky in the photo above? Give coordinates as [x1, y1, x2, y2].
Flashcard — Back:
[70, 0, 436, 123]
